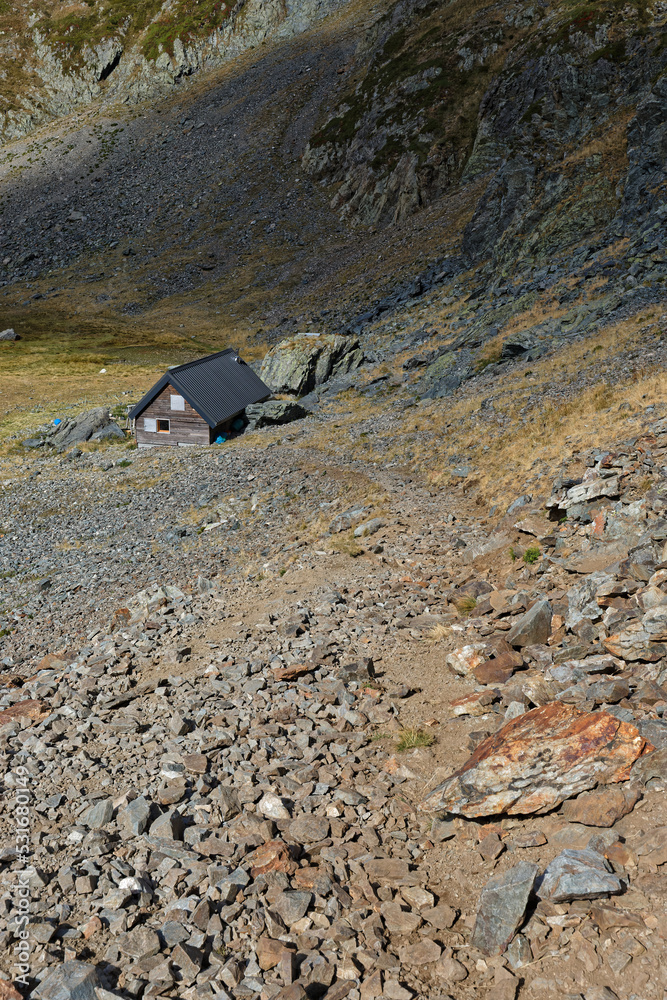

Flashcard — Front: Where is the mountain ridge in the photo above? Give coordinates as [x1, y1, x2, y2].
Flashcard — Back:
[0, 0, 350, 143]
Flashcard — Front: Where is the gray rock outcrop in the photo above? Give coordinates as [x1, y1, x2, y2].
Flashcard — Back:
[245, 400, 308, 430]
[260, 334, 364, 396]
[43, 408, 124, 452]
[0, 0, 351, 144]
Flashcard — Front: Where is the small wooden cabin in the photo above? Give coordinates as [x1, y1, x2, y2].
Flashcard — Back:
[129, 349, 270, 448]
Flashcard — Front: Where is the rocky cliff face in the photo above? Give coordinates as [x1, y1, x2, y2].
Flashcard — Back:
[0, 0, 665, 348]
[302, 0, 667, 271]
[0, 0, 348, 144]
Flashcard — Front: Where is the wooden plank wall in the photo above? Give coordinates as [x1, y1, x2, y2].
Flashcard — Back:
[135, 383, 210, 447]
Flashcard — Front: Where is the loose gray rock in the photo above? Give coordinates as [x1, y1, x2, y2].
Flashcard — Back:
[91, 422, 125, 442]
[148, 808, 183, 840]
[470, 861, 539, 955]
[34, 960, 100, 1000]
[214, 866, 251, 904]
[288, 813, 330, 844]
[212, 786, 241, 821]
[119, 796, 151, 836]
[81, 798, 114, 829]
[271, 890, 312, 925]
[169, 711, 190, 735]
[507, 599, 553, 648]
[353, 517, 384, 538]
[338, 657, 375, 680]
[0, 328, 17, 341]
[329, 505, 369, 533]
[637, 719, 667, 749]
[117, 925, 161, 960]
[48, 407, 114, 452]
[507, 495, 532, 514]
[535, 848, 623, 901]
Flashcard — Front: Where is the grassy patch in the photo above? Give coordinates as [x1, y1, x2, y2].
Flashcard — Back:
[37, 1, 165, 71]
[422, 623, 452, 643]
[142, 0, 233, 60]
[523, 545, 541, 564]
[328, 530, 365, 558]
[454, 594, 477, 615]
[592, 382, 615, 410]
[475, 343, 502, 372]
[0, 305, 214, 446]
[396, 728, 436, 752]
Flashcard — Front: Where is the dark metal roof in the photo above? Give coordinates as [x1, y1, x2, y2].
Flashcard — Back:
[129, 349, 271, 428]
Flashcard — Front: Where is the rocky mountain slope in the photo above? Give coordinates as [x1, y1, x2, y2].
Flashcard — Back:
[1, 385, 667, 1000]
[0, 0, 349, 143]
[1, 3, 667, 1000]
[0, 0, 664, 354]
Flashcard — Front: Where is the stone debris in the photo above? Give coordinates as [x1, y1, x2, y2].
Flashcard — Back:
[559, 785, 641, 827]
[420, 702, 654, 817]
[506, 599, 552, 647]
[470, 862, 539, 955]
[535, 848, 624, 901]
[22, 407, 125, 453]
[0, 327, 17, 341]
[0, 698, 47, 725]
[2, 404, 667, 1000]
[33, 961, 101, 1000]
[446, 643, 488, 676]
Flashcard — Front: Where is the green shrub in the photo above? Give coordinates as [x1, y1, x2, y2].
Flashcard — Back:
[523, 545, 541, 564]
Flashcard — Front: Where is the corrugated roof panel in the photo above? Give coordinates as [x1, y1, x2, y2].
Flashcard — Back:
[128, 349, 270, 426]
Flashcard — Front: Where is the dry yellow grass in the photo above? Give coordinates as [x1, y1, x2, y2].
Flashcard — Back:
[422, 623, 452, 643]
[0, 296, 269, 449]
[285, 302, 666, 514]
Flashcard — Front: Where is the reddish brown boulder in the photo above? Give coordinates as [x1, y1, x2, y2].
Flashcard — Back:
[560, 785, 641, 827]
[257, 937, 295, 971]
[419, 702, 654, 818]
[36, 652, 66, 671]
[273, 663, 313, 681]
[246, 839, 298, 877]
[183, 753, 208, 773]
[197, 837, 236, 858]
[474, 651, 524, 685]
[0, 982, 23, 1000]
[0, 699, 47, 726]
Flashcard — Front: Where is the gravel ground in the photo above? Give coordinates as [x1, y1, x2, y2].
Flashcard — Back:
[1, 401, 667, 1000]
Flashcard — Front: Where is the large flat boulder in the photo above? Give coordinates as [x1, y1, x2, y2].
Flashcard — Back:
[419, 702, 654, 818]
[260, 333, 363, 395]
[245, 400, 308, 430]
[47, 408, 117, 452]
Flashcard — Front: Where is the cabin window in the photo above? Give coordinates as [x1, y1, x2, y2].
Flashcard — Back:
[143, 417, 157, 432]
[157, 419, 170, 433]
[170, 394, 185, 411]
